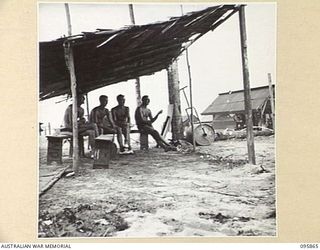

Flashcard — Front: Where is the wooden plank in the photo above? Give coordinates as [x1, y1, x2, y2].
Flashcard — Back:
[95, 134, 114, 141]
[39, 166, 70, 197]
[161, 104, 174, 139]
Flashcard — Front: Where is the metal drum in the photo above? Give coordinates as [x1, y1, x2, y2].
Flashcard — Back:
[185, 124, 215, 146]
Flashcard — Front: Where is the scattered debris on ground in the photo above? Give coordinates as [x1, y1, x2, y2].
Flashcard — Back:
[39, 135, 275, 237]
[39, 203, 129, 237]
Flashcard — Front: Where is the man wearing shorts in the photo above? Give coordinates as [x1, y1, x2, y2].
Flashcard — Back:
[63, 95, 99, 154]
[90, 95, 117, 134]
[135, 95, 176, 151]
[111, 94, 132, 153]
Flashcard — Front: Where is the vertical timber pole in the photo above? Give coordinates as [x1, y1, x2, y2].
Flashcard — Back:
[181, 5, 195, 151]
[268, 73, 275, 130]
[167, 60, 183, 141]
[186, 49, 196, 151]
[65, 3, 79, 173]
[65, 3, 72, 36]
[85, 93, 90, 121]
[129, 4, 141, 106]
[48, 122, 51, 135]
[85, 93, 91, 150]
[239, 5, 256, 164]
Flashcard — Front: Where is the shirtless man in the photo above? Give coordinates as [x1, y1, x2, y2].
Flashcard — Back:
[135, 95, 176, 151]
[111, 94, 132, 153]
[89, 95, 117, 134]
[63, 95, 99, 154]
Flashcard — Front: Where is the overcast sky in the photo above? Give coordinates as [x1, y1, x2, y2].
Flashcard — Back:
[39, 3, 276, 130]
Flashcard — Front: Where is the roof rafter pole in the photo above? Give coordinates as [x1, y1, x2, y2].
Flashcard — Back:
[65, 3, 79, 173]
[238, 5, 256, 165]
[129, 4, 141, 106]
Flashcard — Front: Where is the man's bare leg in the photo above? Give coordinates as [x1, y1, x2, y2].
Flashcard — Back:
[116, 127, 125, 152]
[123, 124, 132, 150]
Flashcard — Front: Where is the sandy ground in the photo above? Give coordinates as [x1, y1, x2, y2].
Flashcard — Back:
[38, 134, 275, 238]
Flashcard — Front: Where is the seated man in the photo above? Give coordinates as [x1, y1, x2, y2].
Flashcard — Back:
[90, 95, 125, 149]
[63, 95, 99, 155]
[111, 94, 132, 153]
[233, 113, 245, 130]
[90, 95, 118, 134]
[135, 95, 176, 151]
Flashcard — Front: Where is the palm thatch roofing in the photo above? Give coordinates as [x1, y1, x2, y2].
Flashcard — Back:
[39, 4, 240, 100]
[201, 85, 275, 115]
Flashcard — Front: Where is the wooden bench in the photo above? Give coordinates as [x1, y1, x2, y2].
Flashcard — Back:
[104, 128, 149, 150]
[92, 129, 147, 169]
[129, 129, 149, 150]
[47, 128, 148, 165]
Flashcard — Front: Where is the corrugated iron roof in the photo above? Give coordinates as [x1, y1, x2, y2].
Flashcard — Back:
[201, 85, 275, 115]
[39, 4, 239, 100]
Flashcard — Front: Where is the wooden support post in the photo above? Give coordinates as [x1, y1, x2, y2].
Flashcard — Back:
[268, 73, 275, 130]
[185, 49, 196, 151]
[65, 3, 72, 36]
[135, 77, 141, 106]
[212, 114, 215, 129]
[167, 60, 183, 141]
[128, 4, 136, 25]
[239, 5, 256, 165]
[65, 3, 79, 173]
[129, 4, 141, 106]
[68, 42, 79, 173]
[85, 93, 90, 150]
[180, 4, 195, 150]
[85, 93, 90, 121]
[48, 122, 51, 135]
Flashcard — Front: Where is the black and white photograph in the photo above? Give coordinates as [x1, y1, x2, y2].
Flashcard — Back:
[38, 2, 276, 238]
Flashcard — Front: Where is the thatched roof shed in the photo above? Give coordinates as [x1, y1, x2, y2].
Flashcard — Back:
[39, 5, 239, 100]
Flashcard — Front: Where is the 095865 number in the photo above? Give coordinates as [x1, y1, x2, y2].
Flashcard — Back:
[300, 244, 318, 248]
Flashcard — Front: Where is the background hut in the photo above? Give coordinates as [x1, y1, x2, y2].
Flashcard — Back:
[201, 85, 275, 131]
